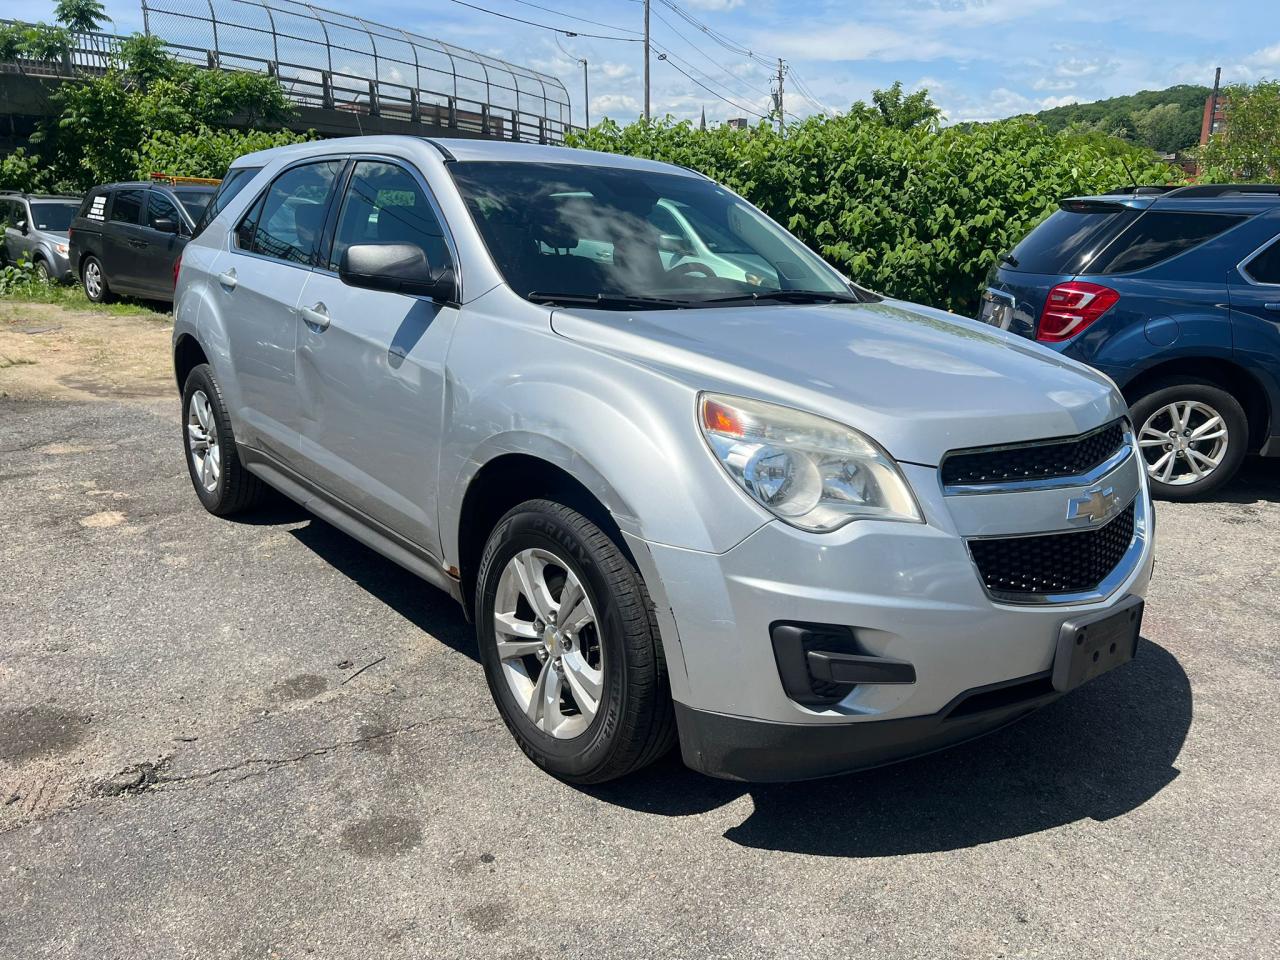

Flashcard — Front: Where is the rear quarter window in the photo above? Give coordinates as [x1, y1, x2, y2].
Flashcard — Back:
[1243, 236, 1280, 284]
[1087, 211, 1248, 275]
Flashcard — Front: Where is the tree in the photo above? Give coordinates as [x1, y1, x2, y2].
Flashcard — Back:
[1198, 80, 1280, 183]
[54, 0, 107, 32]
[7, 33, 308, 191]
[853, 81, 944, 132]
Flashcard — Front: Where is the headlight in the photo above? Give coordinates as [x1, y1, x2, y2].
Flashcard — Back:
[699, 393, 922, 531]
[55, 243, 69, 254]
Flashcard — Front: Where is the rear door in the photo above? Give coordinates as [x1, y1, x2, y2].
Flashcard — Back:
[213, 157, 345, 465]
[1228, 223, 1280, 408]
[103, 188, 146, 292]
[293, 156, 461, 550]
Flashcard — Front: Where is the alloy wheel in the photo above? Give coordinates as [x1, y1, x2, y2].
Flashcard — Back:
[492, 547, 604, 739]
[1137, 400, 1228, 486]
[84, 260, 102, 299]
[187, 389, 222, 492]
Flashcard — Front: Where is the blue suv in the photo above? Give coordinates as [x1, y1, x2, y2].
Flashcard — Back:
[981, 184, 1280, 499]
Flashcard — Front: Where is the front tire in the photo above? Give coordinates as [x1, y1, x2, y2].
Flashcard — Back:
[33, 258, 52, 283]
[1131, 379, 1247, 501]
[475, 499, 676, 784]
[181, 363, 265, 516]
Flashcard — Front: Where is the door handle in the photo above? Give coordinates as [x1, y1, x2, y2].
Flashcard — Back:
[299, 302, 330, 331]
[217, 268, 237, 290]
[1264, 303, 1280, 312]
[130, 239, 148, 248]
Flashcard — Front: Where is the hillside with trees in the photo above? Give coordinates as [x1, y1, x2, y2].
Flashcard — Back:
[1031, 85, 1210, 153]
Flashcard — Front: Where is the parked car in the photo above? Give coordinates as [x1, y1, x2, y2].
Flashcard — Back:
[981, 184, 1280, 500]
[69, 177, 218, 303]
[0, 191, 81, 282]
[172, 136, 1154, 783]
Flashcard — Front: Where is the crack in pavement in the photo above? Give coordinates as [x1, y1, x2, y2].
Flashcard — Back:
[0, 713, 500, 839]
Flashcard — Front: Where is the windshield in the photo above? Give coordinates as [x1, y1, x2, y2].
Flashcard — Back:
[175, 190, 213, 223]
[449, 161, 859, 307]
[30, 202, 77, 232]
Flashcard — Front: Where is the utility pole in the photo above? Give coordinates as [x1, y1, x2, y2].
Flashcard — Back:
[643, 0, 651, 121]
[582, 57, 590, 129]
[772, 57, 787, 132]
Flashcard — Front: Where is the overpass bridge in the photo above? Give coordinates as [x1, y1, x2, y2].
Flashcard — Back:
[1, 0, 575, 145]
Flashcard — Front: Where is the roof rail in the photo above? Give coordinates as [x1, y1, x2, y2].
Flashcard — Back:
[1164, 184, 1280, 199]
[1103, 185, 1178, 196]
[149, 172, 222, 186]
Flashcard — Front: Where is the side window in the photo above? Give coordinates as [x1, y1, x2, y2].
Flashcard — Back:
[1089, 211, 1248, 275]
[245, 160, 344, 266]
[0, 200, 17, 229]
[110, 189, 144, 225]
[1244, 237, 1280, 284]
[146, 191, 180, 230]
[329, 160, 452, 272]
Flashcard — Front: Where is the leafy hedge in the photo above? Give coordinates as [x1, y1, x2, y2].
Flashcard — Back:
[568, 115, 1178, 314]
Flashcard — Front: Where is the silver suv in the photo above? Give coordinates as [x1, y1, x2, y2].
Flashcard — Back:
[172, 137, 1154, 783]
[0, 191, 80, 282]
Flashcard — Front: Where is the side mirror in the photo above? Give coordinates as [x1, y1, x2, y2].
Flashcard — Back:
[152, 217, 179, 234]
[15, 220, 28, 235]
[339, 242, 455, 301]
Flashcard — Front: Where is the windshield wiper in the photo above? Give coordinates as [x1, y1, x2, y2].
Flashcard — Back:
[526, 291, 691, 310]
[694, 289, 864, 306]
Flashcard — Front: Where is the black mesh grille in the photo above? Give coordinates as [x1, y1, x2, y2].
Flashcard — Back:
[970, 501, 1136, 597]
[942, 421, 1127, 487]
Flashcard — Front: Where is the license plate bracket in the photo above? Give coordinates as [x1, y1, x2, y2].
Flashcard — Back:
[1052, 596, 1143, 693]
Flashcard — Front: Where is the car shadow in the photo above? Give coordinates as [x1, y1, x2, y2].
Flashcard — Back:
[586, 638, 1191, 858]
[264, 511, 477, 663]
[221, 499, 1190, 857]
[1216, 455, 1280, 505]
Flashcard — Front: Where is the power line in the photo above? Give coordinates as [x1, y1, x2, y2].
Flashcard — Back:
[441, 0, 643, 41]
[501, 0, 642, 35]
[787, 68, 835, 115]
[649, 7, 773, 104]
[651, 41, 771, 117]
[655, 53, 770, 120]
[654, 0, 774, 67]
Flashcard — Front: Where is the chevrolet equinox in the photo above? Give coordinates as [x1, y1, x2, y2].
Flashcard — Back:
[172, 137, 1154, 783]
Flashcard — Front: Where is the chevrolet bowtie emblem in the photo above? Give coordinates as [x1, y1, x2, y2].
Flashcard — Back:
[1066, 485, 1120, 524]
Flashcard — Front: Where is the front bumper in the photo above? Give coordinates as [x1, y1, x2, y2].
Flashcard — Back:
[627, 456, 1154, 781]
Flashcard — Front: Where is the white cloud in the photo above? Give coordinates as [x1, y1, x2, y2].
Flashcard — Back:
[680, 0, 746, 9]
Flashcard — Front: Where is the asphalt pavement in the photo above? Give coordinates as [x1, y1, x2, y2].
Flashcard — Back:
[1, 393, 1277, 959]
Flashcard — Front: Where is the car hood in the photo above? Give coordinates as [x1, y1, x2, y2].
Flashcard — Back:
[550, 298, 1125, 466]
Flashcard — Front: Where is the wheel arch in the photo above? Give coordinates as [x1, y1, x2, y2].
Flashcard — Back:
[173, 333, 210, 392]
[1120, 357, 1271, 453]
[453, 448, 637, 615]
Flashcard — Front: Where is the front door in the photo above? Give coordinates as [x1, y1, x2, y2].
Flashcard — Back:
[136, 189, 187, 298]
[213, 158, 345, 464]
[294, 157, 460, 554]
[1, 199, 34, 264]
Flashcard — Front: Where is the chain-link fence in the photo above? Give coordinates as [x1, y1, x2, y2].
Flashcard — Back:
[139, 0, 573, 142]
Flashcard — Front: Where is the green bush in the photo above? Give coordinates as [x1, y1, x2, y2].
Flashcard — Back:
[136, 127, 313, 180]
[569, 113, 1178, 314]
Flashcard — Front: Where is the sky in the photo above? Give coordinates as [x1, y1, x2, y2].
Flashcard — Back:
[30, 0, 1280, 127]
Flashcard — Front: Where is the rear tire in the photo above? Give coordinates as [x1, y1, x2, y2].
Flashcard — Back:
[81, 255, 113, 303]
[1131, 379, 1247, 501]
[181, 363, 266, 516]
[475, 499, 676, 784]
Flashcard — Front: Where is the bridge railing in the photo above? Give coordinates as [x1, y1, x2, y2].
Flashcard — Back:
[2, 0, 575, 144]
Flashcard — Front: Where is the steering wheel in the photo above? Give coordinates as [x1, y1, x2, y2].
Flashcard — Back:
[666, 261, 717, 282]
